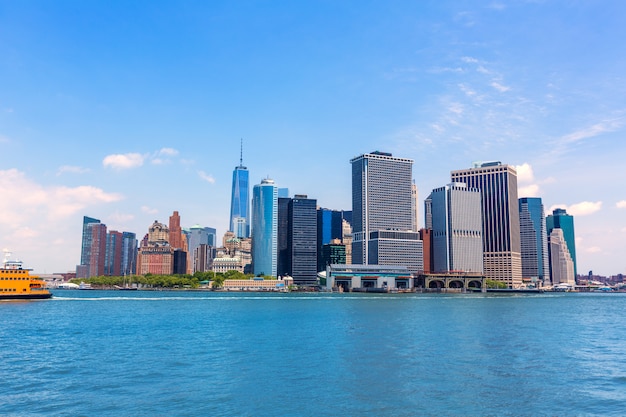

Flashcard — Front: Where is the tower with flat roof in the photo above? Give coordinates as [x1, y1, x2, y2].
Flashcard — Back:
[546, 208, 577, 277]
[252, 178, 278, 276]
[451, 162, 522, 287]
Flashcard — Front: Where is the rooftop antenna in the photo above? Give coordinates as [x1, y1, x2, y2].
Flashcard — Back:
[239, 138, 243, 167]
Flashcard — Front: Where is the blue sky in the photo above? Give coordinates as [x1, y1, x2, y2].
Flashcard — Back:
[1, 0, 625, 275]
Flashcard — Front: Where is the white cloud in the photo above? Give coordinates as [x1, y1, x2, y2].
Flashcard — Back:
[57, 165, 90, 176]
[141, 206, 158, 215]
[515, 163, 534, 184]
[158, 148, 179, 156]
[461, 56, 479, 64]
[491, 81, 511, 92]
[0, 169, 123, 270]
[518, 184, 539, 198]
[560, 117, 624, 144]
[103, 153, 144, 170]
[550, 201, 603, 217]
[616, 200, 626, 209]
[448, 102, 464, 115]
[198, 171, 216, 184]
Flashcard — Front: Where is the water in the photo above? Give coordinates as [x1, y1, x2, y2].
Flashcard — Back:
[2, 291, 625, 416]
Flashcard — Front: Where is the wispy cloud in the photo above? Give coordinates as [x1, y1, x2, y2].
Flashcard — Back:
[549, 201, 603, 217]
[490, 81, 511, 92]
[141, 206, 158, 215]
[198, 171, 216, 184]
[616, 200, 626, 209]
[57, 165, 90, 176]
[559, 117, 624, 144]
[103, 153, 144, 170]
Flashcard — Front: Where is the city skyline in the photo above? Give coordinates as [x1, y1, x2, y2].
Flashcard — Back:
[1, 1, 625, 275]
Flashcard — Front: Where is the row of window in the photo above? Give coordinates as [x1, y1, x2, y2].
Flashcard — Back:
[0, 277, 32, 280]
[0, 288, 23, 292]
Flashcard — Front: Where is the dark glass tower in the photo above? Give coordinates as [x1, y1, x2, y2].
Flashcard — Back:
[519, 197, 550, 285]
[229, 142, 250, 238]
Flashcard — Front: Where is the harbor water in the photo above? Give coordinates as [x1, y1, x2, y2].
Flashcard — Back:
[2, 291, 625, 416]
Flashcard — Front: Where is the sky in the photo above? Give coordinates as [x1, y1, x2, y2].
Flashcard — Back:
[1, 0, 625, 275]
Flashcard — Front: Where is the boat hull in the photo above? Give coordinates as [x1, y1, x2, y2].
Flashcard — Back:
[0, 293, 52, 300]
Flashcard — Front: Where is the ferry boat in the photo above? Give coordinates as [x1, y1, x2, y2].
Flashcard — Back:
[0, 251, 52, 300]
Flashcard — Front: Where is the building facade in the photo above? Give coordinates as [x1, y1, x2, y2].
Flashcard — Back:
[429, 183, 483, 274]
[351, 151, 422, 272]
[519, 197, 550, 285]
[252, 178, 278, 277]
[451, 162, 522, 287]
[549, 228, 575, 286]
[546, 208, 577, 277]
[229, 146, 250, 238]
[316, 208, 351, 271]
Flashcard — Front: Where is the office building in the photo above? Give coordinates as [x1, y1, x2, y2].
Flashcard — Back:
[105, 230, 123, 277]
[549, 228, 575, 286]
[411, 181, 419, 232]
[252, 178, 278, 277]
[451, 162, 522, 287]
[137, 220, 174, 275]
[187, 225, 217, 273]
[121, 232, 137, 276]
[351, 151, 422, 273]
[320, 241, 347, 270]
[546, 208, 577, 277]
[77, 216, 107, 279]
[429, 183, 483, 274]
[317, 208, 352, 271]
[168, 211, 184, 250]
[519, 197, 550, 285]
[229, 143, 250, 238]
[285, 195, 318, 285]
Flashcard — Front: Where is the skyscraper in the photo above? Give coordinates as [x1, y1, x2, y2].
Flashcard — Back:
[546, 208, 577, 277]
[316, 208, 351, 271]
[351, 151, 423, 273]
[121, 232, 137, 276]
[187, 225, 217, 273]
[105, 230, 123, 276]
[549, 228, 575, 286]
[168, 211, 183, 250]
[288, 195, 317, 285]
[77, 216, 107, 278]
[252, 178, 278, 277]
[429, 183, 483, 274]
[519, 197, 549, 285]
[451, 162, 522, 287]
[229, 142, 250, 238]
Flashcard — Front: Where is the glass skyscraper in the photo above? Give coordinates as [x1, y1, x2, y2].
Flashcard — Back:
[229, 147, 250, 238]
[451, 162, 522, 287]
[546, 208, 577, 277]
[252, 178, 278, 277]
[519, 197, 549, 285]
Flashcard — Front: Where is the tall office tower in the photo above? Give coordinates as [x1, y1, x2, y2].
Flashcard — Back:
[429, 183, 483, 273]
[105, 230, 123, 276]
[252, 178, 278, 277]
[229, 142, 250, 238]
[277, 197, 291, 277]
[419, 228, 433, 273]
[451, 162, 522, 287]
[288, 195, 318, 285]
[546, 208, 577, 277]
[187, 225, 217, 273]
[169, 211, 183, 250]
[519, 197, 550, 285]
[77, 216, 107, 278]
[351, 151, 423, 273]
[549, 228, 575, 285]
[121, 232, 137, 276]
[411, 181, 419, 232]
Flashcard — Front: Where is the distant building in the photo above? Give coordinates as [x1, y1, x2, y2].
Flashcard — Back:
[411, 181, 419, 232]
[547, 208, 577, 277]
[320, 241, 347, 270]
[451, 162, 522, 287]
[137, 220, 174, 275]
[252, 178, 278, 277]
[193, 244, 215, 273]
[549, 228, 575, 286]
[121, 232, 138, 276]
[186, 225, 217, 273]
[77, 216, 106, 278]
[326, 264, 413, 291]
[429, 183, 483, 274]
[229, 142, 250, 238]
[519, 197, 550, 285]
[316, 208, 351, 271]
[105, 231, 123, 277]
[168, 211, 184, 250]
[351, 151, 422, 273]
[419, 228, 433, 274]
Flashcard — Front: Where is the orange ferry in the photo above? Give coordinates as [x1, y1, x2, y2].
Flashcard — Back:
[0, 252, 52, 300]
